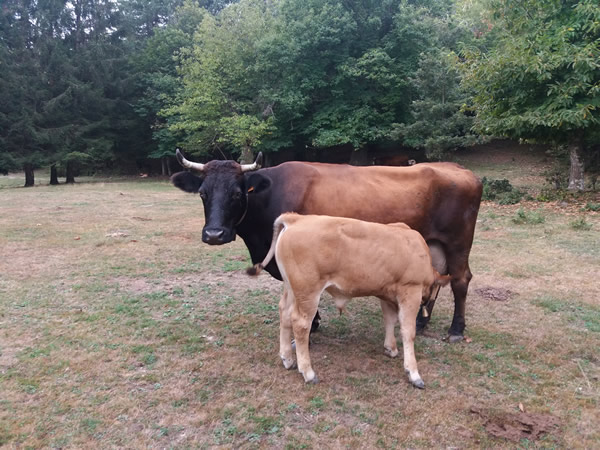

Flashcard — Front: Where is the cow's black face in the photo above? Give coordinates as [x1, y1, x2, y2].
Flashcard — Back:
[172, 161, 247, 245]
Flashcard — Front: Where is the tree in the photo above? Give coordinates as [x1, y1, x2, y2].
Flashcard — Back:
[390, 15, 481, 160]
[1, 0, 140, 185]
[460, 0, 600, 191]
[0, 0, 46, 186]
[164, 0, 277, 161]
[132, 0, 205, 173]
[166, 0, 457, 160]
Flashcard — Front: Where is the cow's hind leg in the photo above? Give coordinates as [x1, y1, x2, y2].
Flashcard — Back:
[447, 255, 473, 342]
[380, 299, 399, 358]
[310, 311, 320, 333]
[398, 286, 424, 389]
[418, 241, 447, 332]
[279, 286, 296, 369]
[291, 293, 320, 384]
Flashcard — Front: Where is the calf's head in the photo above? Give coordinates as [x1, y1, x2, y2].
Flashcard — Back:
[171, 149, 264, 245]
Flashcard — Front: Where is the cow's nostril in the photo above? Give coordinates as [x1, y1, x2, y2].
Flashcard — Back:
[203, 228, 226, 244]
[206, 229, 224, 238]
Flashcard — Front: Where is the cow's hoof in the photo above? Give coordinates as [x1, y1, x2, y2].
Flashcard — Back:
[384, 347, 399, 358]
[416, 317, 430, 333]
[447, 334, 464, 343]
[411, 378, 425, 389]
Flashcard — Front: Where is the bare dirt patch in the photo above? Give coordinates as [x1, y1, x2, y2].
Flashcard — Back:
[471, 405, 561, 442]
[474, 286, 515, 302]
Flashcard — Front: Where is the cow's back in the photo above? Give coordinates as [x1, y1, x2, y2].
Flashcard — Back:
[284, 162, 481, 238]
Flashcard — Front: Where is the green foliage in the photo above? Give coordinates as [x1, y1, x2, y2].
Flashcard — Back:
[481, 177, 525, 204]
[512, 208, 546, 225]
[0, 153, 18, 175]
[133, 1, 205, 161]
[0, 0, 151, 182]
[165, 0, 467, 157]
[163, 0, 277, 158]
[584, 202, 600, 212]
[460, 0, 600, 144]
[392, 49, 480, 160]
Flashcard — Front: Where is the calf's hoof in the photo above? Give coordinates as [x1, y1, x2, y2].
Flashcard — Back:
[281, 356, 297, 370]
[301, 369, 319, 384]
[305, 374, 319, 384]
[383, 347, 399, 358]
[411, 378, 425, 389]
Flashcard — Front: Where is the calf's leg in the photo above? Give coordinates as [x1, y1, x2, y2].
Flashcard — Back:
[291, 293, 320, 384]
[380, 299, 399, 358]
[279, 286, 296, 369]
[398, 286, 424, 389]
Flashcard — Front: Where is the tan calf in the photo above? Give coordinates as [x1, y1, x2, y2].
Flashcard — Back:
[248, 213, 449, 388]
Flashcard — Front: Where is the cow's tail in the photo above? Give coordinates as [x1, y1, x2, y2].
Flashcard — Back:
[246, 215, 287, 276]
[421, 269, 452, 318]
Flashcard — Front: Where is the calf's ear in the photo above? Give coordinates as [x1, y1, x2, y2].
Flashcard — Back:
[245, 173, 272, 195]
[171, 171, 203, 193]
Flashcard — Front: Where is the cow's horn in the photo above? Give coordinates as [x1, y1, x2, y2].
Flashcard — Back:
[240, 152, 263, 172]
[176, 148, 205, 172]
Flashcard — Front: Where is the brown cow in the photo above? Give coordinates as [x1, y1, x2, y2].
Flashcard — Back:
[172, 150, 482, 341]
[248, 213, 450, 388]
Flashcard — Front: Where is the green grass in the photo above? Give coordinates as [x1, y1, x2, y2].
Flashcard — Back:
[533, 296, 600, 333]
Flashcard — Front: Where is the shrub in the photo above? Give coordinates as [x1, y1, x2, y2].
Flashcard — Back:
[570, 217, 592, 231]
[536, 187, 568, 202]
[481, 177, 524, 205]
[512, 208, 545, 225]
[583, 202, 600, 212]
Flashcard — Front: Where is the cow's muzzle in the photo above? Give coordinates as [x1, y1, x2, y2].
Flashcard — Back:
[202, 227, 233, 245]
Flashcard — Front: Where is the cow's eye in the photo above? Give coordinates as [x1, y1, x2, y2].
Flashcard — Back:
[199, 191, 207, 200]
[232, 191, 242, 200]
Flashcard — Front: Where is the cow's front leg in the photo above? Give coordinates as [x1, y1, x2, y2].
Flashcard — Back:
[292, 294, 320, 384]
[279, 286, 296, 369]
[398, 287, 424, 389]
[380, 299, 399, 358]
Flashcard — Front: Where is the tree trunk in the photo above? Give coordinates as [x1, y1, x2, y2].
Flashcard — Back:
[66, 162, 75, 184]
[349, 148, 370, 166]
[24, 164, 34, 187]
[567, 140, 584, 191]
[161, 157, 167, 176]
[239, 145, 254, 164]
[50, 164, 59, 185]
[166, 157, 172, 176]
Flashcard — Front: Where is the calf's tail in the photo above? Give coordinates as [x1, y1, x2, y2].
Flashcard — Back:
[246, 215, 287, 276]
[434, 270, 452, 287]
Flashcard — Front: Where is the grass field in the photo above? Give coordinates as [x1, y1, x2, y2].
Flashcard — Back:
[1, 151, 599, 448]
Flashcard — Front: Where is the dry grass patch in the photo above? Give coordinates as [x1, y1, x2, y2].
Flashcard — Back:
[1, 174, 599, 447]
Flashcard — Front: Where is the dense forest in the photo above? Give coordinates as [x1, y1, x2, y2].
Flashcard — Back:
[1, 0, 598, 189]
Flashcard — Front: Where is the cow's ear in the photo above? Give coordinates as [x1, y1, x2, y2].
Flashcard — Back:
[171, 171, 202, 193]
[246, 172, 272, 194]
